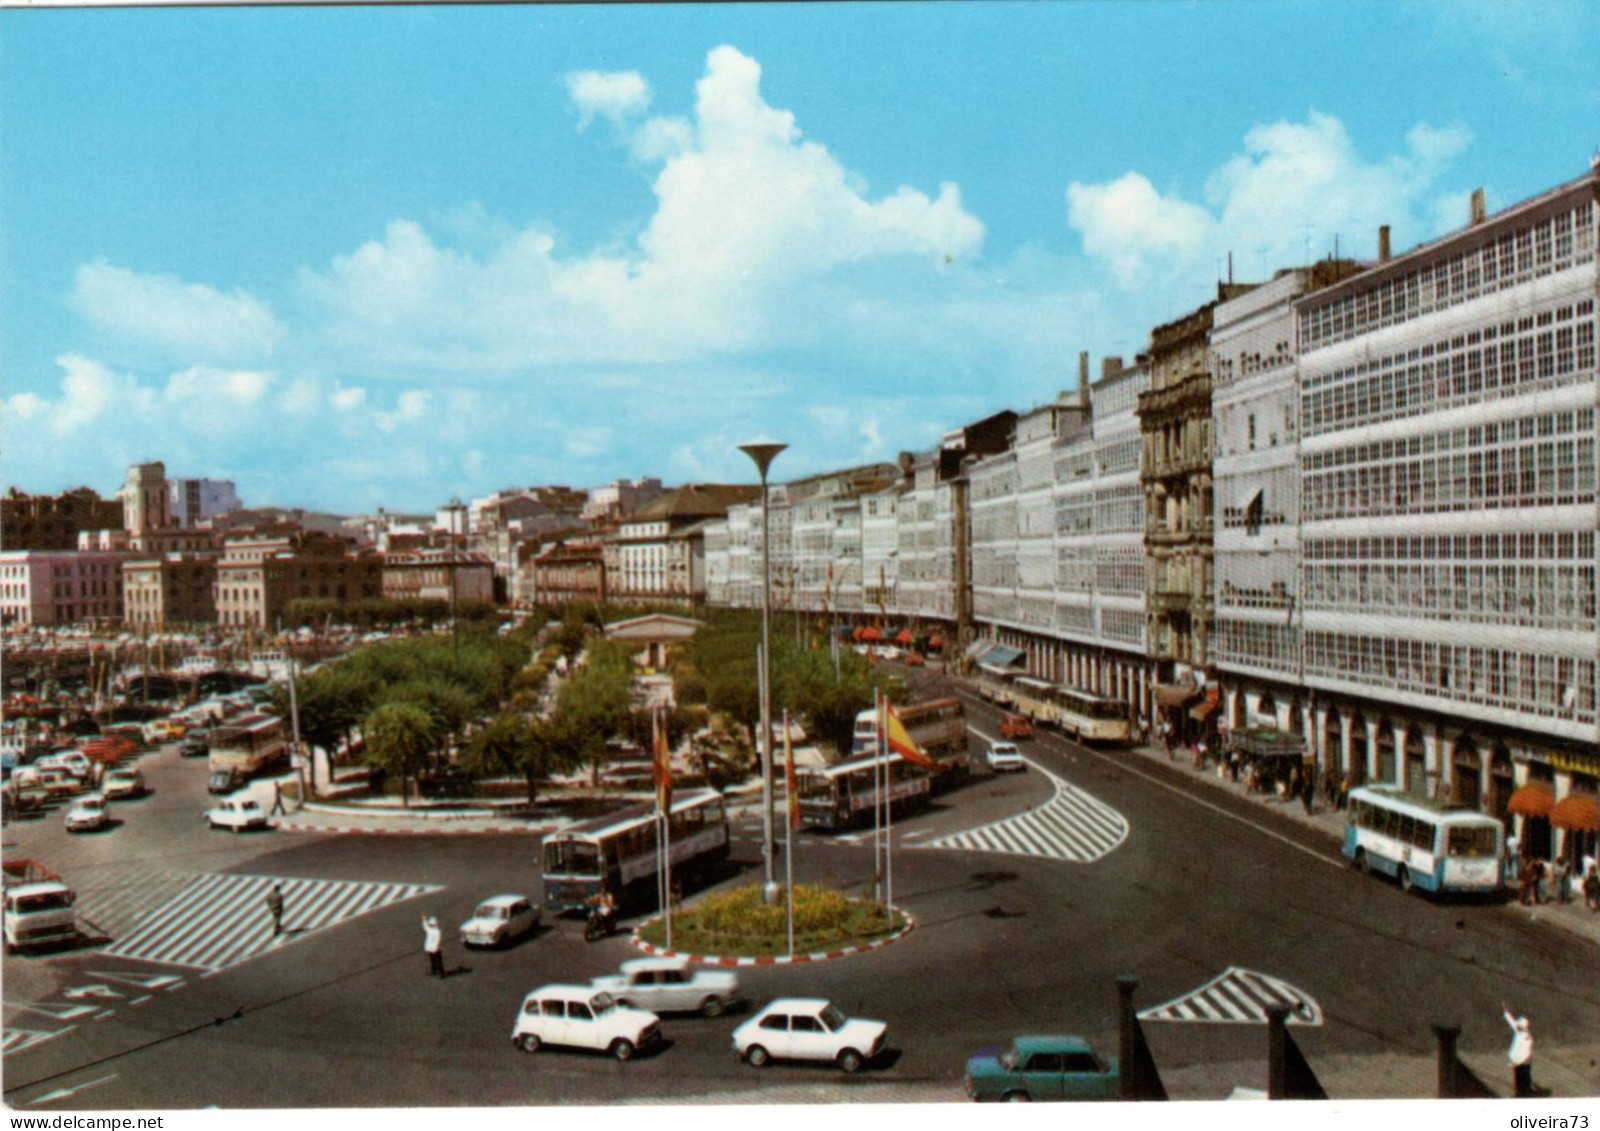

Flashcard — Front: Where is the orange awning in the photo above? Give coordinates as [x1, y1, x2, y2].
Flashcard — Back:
[1549, 792, 1600, 832]
[1507, 781, 1556, 818]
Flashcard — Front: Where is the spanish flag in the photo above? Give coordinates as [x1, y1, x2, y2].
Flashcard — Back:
[884, 704, 938, 769]
[784, 718, 800, 830]
[652, 707, 673, 814]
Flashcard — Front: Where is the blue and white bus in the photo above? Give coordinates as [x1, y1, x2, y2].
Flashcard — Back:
[540, 790, 729, 913]
[1342, 786, 1503, 896]
[796, 752, 932, 831]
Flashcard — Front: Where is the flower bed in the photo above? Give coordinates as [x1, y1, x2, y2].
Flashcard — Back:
[636, 884, 905, 958]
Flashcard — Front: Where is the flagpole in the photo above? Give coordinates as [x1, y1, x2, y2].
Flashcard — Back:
[875, 690, 886, 908]
[784, 709, 794, 958]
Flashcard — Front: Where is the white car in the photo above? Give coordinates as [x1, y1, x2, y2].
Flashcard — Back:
[64, 794, 110, 833]
[35, 751, 92, 781]
[459, 894, 540, 948]
[733, 998, 888, 1073]
[510, 984, 661, 1060]
[986, 742, 1026, 772]
[205, 797, 270, 833]
[591, 956, 741, 1017]
[102, 768, 145, 800]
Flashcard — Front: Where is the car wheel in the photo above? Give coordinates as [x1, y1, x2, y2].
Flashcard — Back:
[837, 1048, 864, 1073]
[516, 1034, 541, 1054]
[1397, 865, 1414, 893]
[701, 995, 726, 1018]
[1003, 1091, 1031, 1103]
[745, 1044, 770, 1068]
[208, 820, 219, 830]
[610, 1038, 635, 1062]
[1353, 849, 1370, 875]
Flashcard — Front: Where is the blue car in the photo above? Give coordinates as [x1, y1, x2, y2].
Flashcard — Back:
[964, 1035, 1119, 1102]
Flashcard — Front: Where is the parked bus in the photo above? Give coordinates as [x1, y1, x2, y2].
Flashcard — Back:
[974, 663, 1019, 706]
[852, 697, 969, 784]
[1051, 687, 1134, 745]
[1009, 677, 1059, 727]
[1342, 786, 1504, 896]
[540, 789, 730, 913]
[796, 753, 932, 831]
[207, 713, 289, 778]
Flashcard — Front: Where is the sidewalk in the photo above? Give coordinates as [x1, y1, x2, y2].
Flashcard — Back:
[1116, 737, 1600, 952]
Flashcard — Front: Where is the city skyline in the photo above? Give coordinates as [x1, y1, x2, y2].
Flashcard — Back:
[3, 2, 1598, 514]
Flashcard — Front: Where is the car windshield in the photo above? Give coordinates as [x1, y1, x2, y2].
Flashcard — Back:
[818, 1005, 847, 1032]
[476, 903, 506, 920]
[589, 992, 616, 1015]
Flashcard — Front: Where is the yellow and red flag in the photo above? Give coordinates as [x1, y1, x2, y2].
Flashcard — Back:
[884, 704, 938, 768]
[784, 718, 800, 830]
[652, 707, 673, 814]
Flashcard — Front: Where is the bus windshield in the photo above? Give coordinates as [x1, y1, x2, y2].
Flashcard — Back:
[543, 840, 601, 874]
[1447, 825, 1499, 858]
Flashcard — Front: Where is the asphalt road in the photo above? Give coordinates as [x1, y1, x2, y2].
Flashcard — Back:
[4, 692, 1597, 1108]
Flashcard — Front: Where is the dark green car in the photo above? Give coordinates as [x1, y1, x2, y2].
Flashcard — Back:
[964, 1035, 1119, 1102]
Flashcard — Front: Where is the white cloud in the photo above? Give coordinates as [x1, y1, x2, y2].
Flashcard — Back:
[1069, 112, 1476, 290]
[566, 69, 651, 130]
[331, 386, 367, 411]
[376, 389, 431, 433]
[73, 260, 284, 360]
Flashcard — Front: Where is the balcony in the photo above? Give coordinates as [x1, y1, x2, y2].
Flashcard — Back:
[1150, 590, 1192, 615]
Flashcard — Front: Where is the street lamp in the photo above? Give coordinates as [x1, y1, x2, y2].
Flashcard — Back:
[739, 441, 786, 901]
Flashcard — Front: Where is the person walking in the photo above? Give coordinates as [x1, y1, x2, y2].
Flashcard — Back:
[270, 780, 287, 817]
[265, 884, 285, 937]
[423, 914, 444, 977]
[1502, 1005, 1535, 1097]
[1553, 856, 1570, 904]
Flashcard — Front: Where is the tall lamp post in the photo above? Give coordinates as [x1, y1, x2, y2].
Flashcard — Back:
[739, 441, 786, 900]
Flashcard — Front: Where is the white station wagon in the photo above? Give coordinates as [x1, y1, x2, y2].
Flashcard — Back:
[591, 956, 741, 1017]
[733, 998, 888, 1073]
[459, 894, 540, 948]
[511, 984, 661, 1061]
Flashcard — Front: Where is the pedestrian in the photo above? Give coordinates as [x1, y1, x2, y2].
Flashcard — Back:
[265, 883, 284, 936]
[1517, 858, 1539, 906]
[1553, 856, 1570, 904]
[1584, 862, 1600, 912]
[423, 914, 444, 977]
[1300, 774, 1315, 815]
[1502, 1005, 1535, 1097]
[270, 780, 287, 816]
[1536, 858, 1550, 905]
[1337, 774, 1351, 811]
[1506, 835, 1521, 886]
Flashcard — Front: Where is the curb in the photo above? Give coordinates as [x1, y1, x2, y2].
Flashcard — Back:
[627, 909, 916, 966]
[273, 819, 550, 836]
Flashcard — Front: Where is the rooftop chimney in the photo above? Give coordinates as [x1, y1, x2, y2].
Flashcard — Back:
[1378, 225, 1391, 263]
[1078, 351, 1090, 390]
[1470, 188, 1486, 226]
[1101, 355, 1124, 382]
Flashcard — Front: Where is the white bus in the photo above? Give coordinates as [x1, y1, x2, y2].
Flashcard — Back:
[851, 698, 969, 785]
[540, 789, 729, 914]
[1051, 687, 1134, 745]
[1342, 786, 1504, 896]
[1010, 677, 1059, 726]
[974, 663, 1019, 706]
[796, 753, 932, 831]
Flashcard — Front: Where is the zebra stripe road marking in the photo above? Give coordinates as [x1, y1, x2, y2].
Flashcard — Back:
[1137, 967, 1323, 1026]
[2, 1028, 73, 1056]
[103, 873, 441, 972]
[913, 765, 1129, 863]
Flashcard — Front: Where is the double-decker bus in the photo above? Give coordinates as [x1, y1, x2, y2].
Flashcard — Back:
[1051, 687, 1134, 745]
[1342, 786, 1504, 896]
[796, 753, 932, 831]
[852, 697, 969, 785]
[1009, 677, 1059, 726]
[540, 789, 730, 913]
[974, 663, 1019, 706]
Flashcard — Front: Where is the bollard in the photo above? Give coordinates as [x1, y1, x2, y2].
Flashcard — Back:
[1116, 975, 1137, 1101]
[1433, 1022, 1462, 1098]
[1265, 1004, 1289, 1099]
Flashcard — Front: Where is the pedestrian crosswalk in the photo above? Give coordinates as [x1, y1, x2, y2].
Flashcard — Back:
[73, 863, 203, 942]
[1137, 967, 1323, 1026]
[103, 873, 442, 972]
[912, 765, 1129, 863]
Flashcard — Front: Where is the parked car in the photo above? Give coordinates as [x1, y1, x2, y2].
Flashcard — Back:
[208, 768, 245, 794]
[178, 731, 210, 758]
[591, 956, 741, 1017]
[34, 751, 92, 781]
[964, 1035, 1119, 1102]
[205, 797, 269, 833]
[999, 714, 1034, 740]
[12, 767, 80, 801]
[64, 794, 110, 834]
[986, 742, 1026, 772]
[102, 768, 146, 800]
[510, 985, 661, 1060]
[459, 894, 540, 948]
[733, 998, 887, 1072]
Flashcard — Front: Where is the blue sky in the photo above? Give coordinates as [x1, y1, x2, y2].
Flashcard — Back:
[3, 2, 1597, 515]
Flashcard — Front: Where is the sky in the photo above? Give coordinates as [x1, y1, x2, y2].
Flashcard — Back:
[2, 1, 1598, 516]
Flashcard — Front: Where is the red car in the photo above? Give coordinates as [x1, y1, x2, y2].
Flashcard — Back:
[1000, 714, 1034, 739]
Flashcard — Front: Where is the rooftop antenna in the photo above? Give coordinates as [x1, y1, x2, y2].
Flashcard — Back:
[1590, 146, 1600, 171]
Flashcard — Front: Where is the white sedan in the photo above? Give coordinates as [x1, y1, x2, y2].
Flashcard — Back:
[986, 742, 1027, 772]
[591, 956, 741, 1017]
[459, 894, 540, 948]
[733, 998, 888, 1072]
[102, 768, 146, 799]
[511, 985, 661, 1060]
[64, 794, 110, 833]
[205, 797, 270, 832]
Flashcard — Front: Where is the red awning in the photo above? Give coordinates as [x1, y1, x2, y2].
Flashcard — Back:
[1507, 781, 1556, 818]
[894, 630, 914, 645]
[927, 635, 944, 650]
[1550, 792, 1600, 832]
[859, 627, 881, 643]
[851, 627, 868, 642]
[1190, 699, 1219, 721]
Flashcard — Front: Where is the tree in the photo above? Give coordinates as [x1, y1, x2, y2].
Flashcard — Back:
[362, 701, 438, 807]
